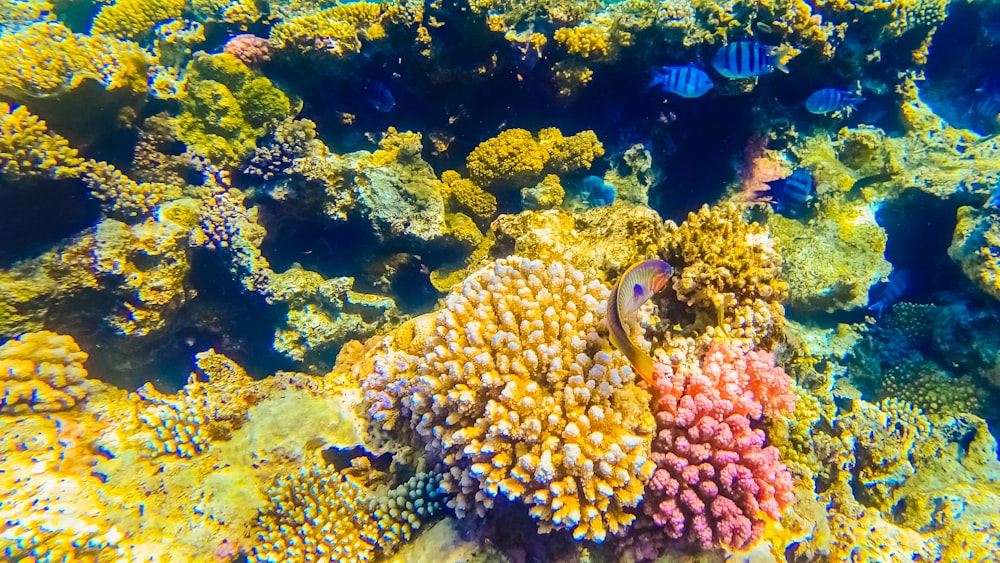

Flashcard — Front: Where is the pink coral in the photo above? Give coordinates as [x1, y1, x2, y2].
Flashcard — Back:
[644, 342, 794, 551]
[223, 34, 272, 67]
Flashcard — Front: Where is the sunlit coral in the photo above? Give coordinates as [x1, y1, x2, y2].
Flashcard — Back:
[0, 331, 90, 416]
[0, 102, 85, 181]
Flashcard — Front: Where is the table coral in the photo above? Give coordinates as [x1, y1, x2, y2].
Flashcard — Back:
[644, 341, 795, 551]
[0, 102, 86, 181]
[0, 331, 90, 416]
[366, 256, 656, 542]
[90, 0, 185, 40]
[662, 203, 787, 347]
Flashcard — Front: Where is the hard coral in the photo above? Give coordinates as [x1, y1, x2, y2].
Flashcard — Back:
[645, 341, 795, 551]
[224, 33, 273, 67]
[0, 331, 90, 416]
[0, 102, 85, 181]
[90, 0, 185, 40]
[268, 1, 412, 58]
[465, 128, 604, 189]
[663, 203, 787, 348]
[377, 256, 656, 541]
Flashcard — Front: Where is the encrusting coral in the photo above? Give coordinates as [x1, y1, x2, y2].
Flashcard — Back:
[362, 256, 656, 542]
[0, 331, 91, 416]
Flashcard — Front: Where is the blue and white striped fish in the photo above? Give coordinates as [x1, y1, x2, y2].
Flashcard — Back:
[805, 88, 865, 115]
[868, 268, 911, 318]
[765, 168, 815, 216]
[648, 65, 714, 98]
[711, 41, 788, 79]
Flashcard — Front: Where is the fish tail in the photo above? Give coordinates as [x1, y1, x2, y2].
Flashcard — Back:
[774, 59, 789, 74]
[632, 350, 656, 386]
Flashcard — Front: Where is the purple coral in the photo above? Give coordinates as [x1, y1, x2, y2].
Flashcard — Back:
[223, 34, 272, 67]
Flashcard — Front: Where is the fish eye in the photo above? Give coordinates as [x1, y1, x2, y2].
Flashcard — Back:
[633, 283, 644, 296]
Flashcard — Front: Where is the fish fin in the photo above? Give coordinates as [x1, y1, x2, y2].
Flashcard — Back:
[774, 59, 789, 74]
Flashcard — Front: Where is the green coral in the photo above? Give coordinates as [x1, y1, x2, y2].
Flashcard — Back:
[175, 53, 293, 167]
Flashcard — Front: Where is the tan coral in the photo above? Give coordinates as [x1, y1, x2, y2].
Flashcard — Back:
[0, 331, 90, 416]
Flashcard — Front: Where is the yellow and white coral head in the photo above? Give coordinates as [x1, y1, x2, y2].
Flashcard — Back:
[401, 256, 655, 542]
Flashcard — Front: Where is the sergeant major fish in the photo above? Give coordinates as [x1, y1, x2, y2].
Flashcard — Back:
[711, 41, 788, 79]
[648, 65, 714, 98]
[868, 268, 911, 318]
[805, 88, 865, 115]
[765, 168, 815, 216]
[607, 260, 673, 385]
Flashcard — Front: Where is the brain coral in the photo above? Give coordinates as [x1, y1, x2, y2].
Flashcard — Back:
[390, 256, 656, 541]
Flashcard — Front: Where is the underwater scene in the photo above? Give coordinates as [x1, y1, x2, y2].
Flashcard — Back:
[5, 0, 1000, 560]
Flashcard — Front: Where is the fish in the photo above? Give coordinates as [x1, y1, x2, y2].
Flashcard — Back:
[579, 175, 616, 206]
[607, 259, 673, 385]
[805, 88, 865, 115]
[868, 268, 911, 318]
[366, 80, 395, 112]
[711, 41, 788, 79]
[765, 168, 815, 215]
[648, 65, 714, 98]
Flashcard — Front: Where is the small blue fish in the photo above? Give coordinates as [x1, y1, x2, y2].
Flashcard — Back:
[805, 88, 865, 115]
[366, 80, 395, 112]
[711, 41, 788, 79]
[765, 168, 815, 215]
[868, 268, 911, 318]
[579, 175, 616, 206]
[607, 260, 673, 385]
[648, 65, 714, 98]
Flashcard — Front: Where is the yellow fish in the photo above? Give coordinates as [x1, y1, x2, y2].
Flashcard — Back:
[607, 260, 673, 385]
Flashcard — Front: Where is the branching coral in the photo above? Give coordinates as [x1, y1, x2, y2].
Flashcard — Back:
[643, 341, 795, 551]
[0, 102, 85, 181]
[0, 331, 90, 416]
[136, 349, 259, 457]
[366, 256, 656, 541]
[662, 203, 787, 347]
[83, 160, 182, 219]
[268, 1, 415, 58]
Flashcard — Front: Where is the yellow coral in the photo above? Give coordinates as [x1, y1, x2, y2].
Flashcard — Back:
[553, 21, 630, 59]
[0, 22, 149, 97]
[136, 349, 258, 457]
[366, 256, 656, 541]
[82, 160, 182, 218]
[441, 170, 498, 219]
[269, 1, 411, 57]
[521, 173, 565, 209]
[550, 60, 594, 97]
[0, 102, 85, 181]
[465, 128, 604, 188]
[663, 203, 788, 347]
[90, 0, 186, 40]
[0, 331, 90, 416]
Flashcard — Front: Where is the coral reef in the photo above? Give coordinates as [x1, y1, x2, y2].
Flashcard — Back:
[0, 102, 85, 181]
[0, 331, 90, 415]
[465, 128, 604, 189]
[363, 256, 656, 541]
[950, 205, 1000, 301]
[662, 203, 787, 347]
[90, 0, 186, 40]
[643, 341, 795, 551]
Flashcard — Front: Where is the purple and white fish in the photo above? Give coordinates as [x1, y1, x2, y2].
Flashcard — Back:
[606, 259, 673, 385]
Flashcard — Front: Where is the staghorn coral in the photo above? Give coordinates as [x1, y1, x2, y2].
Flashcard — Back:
[0, 331, 90, 416]
[465, 128, 604, 189]
[662, 203, 787, 348]
[0, 102, 85, 181]
[136, 349, 259, 457]
[368, 256, 656, 541]
[90, 0, 186, 40]
[643, 341, 795, 551]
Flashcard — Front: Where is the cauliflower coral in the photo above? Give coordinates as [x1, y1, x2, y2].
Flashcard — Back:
[365, 256, 655, 541]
